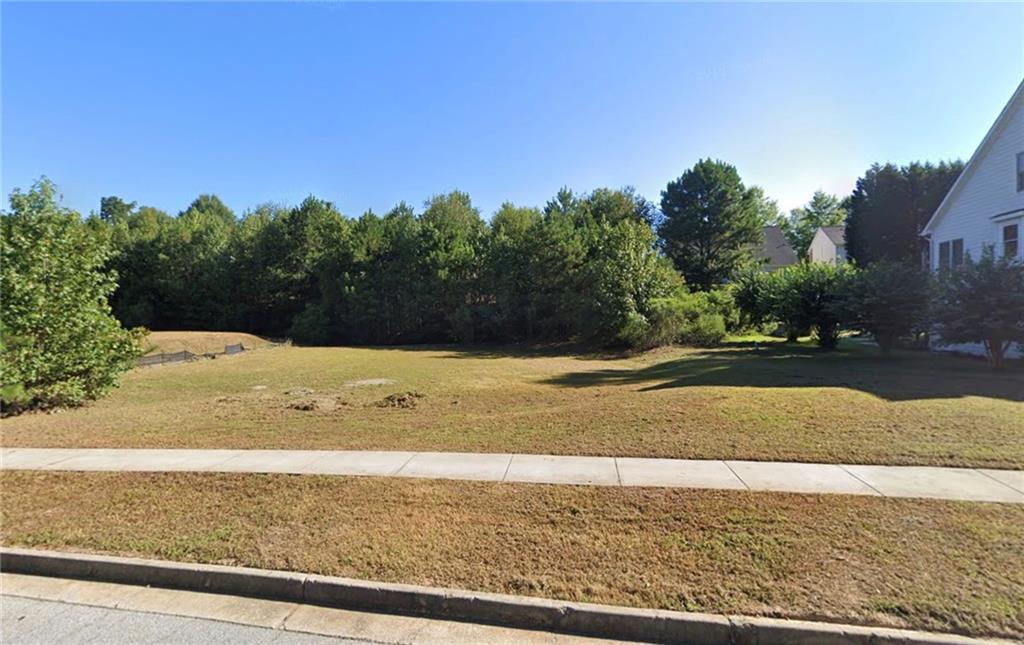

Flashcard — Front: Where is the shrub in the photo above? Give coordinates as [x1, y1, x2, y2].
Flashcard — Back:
[1, 179, 143, 414]
[732, 267, 773, 329]
[770, 263, 852, 349]
[680, 309, 727, 346]
[583, 219, 686, 345]
[932, 248, 1024, 368]
[702, 287, 742, 333]
[618, 292, 726, 349]
[837, 261, 930, 355]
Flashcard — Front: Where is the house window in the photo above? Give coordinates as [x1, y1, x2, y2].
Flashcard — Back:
[1005, 224, 1020, 259]
[952, 239, 964, 268]
[1018, 152, 1024, 192]
[938, 238, 964, 269]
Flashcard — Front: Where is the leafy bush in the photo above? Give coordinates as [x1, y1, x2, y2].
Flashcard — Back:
[732, 267, 773, 329]
[768, 263, 852, 348]
[932, 248, 1024, 367]
[582, 219, 685, 345]
[837, 261, 930, 355]
[680, 309, 727, 346]
[618, 291, 726, 349]
[701, 287, 741, 333]
[1, 179, 143, 413]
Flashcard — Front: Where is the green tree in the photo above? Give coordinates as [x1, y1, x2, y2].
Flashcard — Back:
[418, 191, 486, 341]
[583, 186, 657, 226]
[932, 248, 1024, 368]
[732, 266, 774, 329]
[106, 204, 174, 328]
[769, 262, 852, 348]
[99, 195, 136, 224]
[658, 159, 764, 291]
[747, 185, 782, 226]
[783, 191, 846, 259]
[1, 179, 143, 412]
[482, 202, 543, 339]
[158, 206, 234, 329]
[180, 194, 236, 226]
[578, 218, 684, 344]
[838, 262, 929, 355]
[846, 161, 962, 266]
[344, 204, 424, 343]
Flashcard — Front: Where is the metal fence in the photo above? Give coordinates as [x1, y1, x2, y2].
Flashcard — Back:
[138, 343, 246, 367]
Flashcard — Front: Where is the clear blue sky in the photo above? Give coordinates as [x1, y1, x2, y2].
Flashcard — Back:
[3, 2, 1022, 219]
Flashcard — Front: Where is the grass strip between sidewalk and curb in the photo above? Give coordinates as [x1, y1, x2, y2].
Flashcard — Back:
[2, 471, 1022, 639]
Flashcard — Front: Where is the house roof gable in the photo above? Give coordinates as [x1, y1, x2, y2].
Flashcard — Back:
[921, 80, 1024, 236]
[820, 226, 845, 246]
[754, 225, 798, 267]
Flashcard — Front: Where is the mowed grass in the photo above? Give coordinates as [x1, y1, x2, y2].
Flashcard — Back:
[2, 471, 1022, 638]
[2, 339, 1022, 467]
[144, 331, 273, 355]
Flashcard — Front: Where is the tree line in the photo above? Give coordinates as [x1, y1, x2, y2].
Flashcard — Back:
[83, 158, 964, 345]
[9, 155, 1018, 413]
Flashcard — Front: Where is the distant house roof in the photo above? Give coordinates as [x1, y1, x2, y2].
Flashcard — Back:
[820, 225, 845, 247]
[754, 226, 798, 270]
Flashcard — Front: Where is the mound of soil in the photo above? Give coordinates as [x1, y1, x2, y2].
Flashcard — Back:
[288, 397, 338, 412]
[375, 391, 424, 409]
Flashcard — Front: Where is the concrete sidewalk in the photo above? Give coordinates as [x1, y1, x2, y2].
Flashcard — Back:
[2, 448, 1022, 503]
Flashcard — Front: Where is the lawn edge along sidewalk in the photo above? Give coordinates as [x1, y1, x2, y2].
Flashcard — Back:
[0, 548, 994, 645]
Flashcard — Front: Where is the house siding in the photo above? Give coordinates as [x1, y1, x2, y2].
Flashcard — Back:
[808, 229, 843, 265]
[925, 84, 1024, 359]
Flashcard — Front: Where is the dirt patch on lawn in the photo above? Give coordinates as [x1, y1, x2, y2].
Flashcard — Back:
[375, 391, 424, 409]
[288, 397, 340, 412]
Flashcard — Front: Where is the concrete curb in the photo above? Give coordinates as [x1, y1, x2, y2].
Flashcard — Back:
[0, 548, 990, 644]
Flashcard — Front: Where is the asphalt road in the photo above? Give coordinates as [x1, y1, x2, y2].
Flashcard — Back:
[1, 595, 370, 645]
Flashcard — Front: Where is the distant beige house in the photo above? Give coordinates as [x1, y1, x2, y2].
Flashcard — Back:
[808, 226, 846, 265]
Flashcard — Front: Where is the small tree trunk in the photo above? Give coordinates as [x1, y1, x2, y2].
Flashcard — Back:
[878, 332, 894, 356]
[985, 337, 1006, 369]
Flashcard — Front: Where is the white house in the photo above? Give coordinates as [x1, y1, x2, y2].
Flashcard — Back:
[808, 226, 846, 265]
[920, 79, 1024, 358]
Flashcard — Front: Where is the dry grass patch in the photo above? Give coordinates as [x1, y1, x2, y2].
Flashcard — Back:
[144, 331, 273, 355]
[3, 340, 1022, 467]
[2, 471, 1021, 638]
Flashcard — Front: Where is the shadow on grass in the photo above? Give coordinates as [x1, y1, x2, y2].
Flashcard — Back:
[353, 342, 634, 361]
[542, 343, 1024, 402]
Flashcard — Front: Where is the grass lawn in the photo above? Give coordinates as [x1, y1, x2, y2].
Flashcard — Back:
[143, 331, 273, 355]
[2, 471, 1022, 639]
[2, 337, 1022, 467]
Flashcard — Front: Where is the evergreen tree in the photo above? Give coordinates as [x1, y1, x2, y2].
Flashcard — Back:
[658, 159, 763, 290]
